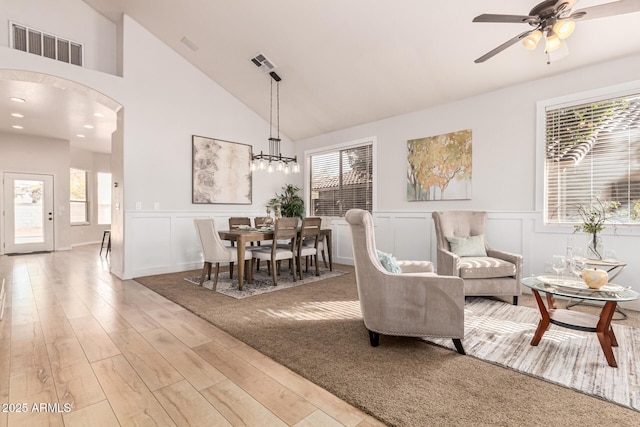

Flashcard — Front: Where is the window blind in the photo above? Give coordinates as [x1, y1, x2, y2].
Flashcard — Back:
[545, 93, 640, 225]
[309, 143, 373, 216]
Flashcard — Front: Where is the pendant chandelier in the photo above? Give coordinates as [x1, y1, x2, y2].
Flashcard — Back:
[251, 73, 300, 174]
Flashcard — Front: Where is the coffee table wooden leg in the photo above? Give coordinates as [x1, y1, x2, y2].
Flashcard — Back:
[596, 302, 618, 367]
[531, 290, 551, 346]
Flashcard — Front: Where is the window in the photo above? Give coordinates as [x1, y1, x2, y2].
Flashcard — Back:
[70, 168, 88, 224]
[544, 92, 640, 226]
[308, 141, 373, 216]
[97, 173, 112, 225]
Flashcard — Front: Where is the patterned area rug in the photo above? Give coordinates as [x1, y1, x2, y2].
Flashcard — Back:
[428, 298, 640, 412]
[184, 266, 347, 299]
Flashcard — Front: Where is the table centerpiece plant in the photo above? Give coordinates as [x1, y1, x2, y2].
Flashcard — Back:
[573, 199, 619, 260]
[269, 184, 304, 219]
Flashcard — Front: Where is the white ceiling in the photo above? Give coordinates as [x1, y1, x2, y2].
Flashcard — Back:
[2, 0, 640, 152]
[0, 71, 118, 154]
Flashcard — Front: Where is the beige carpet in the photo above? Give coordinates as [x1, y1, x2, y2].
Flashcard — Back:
[135, 265, 640, 427]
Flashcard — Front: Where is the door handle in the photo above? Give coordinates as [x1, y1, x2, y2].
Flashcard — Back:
[48, 212, 53, 221]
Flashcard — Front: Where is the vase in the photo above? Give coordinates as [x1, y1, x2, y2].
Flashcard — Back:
[587, 233, 604, 260]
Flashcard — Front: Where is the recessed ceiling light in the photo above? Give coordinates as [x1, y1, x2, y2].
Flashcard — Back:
[83, 124, 94, 129]
[93, 113, 104, 117]
[10, 97, 25, 103]
[11, 113, 24, 118]
[76, 134, 86, 138]
[12, 125, 24, 129]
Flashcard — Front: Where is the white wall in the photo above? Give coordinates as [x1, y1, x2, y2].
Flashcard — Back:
[1, 3, 298, 279]
[117, 15, 296, 278]
[0, 132, 71, 251]
[294, 54, 640, 311]
[69, 147, 111, 246]
[0, 0, 117, 74]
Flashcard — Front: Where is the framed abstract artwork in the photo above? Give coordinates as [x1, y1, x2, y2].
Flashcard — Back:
[407, 129, 472, 201]
[192, 135, 252, 204]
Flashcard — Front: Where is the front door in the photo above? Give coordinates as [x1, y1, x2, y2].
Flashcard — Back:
[3, 173, 54, 254]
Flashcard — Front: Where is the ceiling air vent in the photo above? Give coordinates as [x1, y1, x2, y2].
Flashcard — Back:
[251, 52, 276, 73]
[10, 21, 84, 67]
[250, 52, 281, 81]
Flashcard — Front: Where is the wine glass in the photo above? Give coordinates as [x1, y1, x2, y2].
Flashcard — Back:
[552, 255, 566, 284]
[571, 256, 586, 280]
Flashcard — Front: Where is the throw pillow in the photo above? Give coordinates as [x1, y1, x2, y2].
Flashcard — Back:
[376, 250, 402, 274]
[446, 235, 487, 257]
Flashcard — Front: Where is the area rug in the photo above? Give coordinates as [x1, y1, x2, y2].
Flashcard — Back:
[427, 298, 640, 412]
[183, 266, 347, 299]
[134, 265, 640, 426]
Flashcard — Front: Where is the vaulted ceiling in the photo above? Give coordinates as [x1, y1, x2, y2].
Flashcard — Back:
[81, 0, 640, 142]
[3, 0, 640, 152]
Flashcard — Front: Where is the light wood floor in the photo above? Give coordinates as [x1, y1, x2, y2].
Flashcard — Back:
[0, 245, 383, 427]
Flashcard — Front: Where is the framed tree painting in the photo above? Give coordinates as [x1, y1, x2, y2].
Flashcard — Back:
[407, 129, 472, 201]
[192, 135, 252, 204]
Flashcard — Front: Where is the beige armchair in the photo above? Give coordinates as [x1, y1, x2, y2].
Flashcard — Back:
[345, 209, 465, 354]
[432, 211, 522, 305]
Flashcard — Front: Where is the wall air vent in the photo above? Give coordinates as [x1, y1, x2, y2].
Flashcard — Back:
[10, 21, 83, 66]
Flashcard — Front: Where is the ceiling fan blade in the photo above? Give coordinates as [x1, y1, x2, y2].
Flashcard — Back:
[571, 0, 640, 21]
[473, 13, 537, 23]
[474, 29, 537, 63]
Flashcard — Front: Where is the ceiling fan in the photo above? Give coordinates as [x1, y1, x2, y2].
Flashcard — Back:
[473, 0, 640, 64]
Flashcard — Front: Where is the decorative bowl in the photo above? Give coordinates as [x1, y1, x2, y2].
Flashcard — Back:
[581, 268, 608, 289]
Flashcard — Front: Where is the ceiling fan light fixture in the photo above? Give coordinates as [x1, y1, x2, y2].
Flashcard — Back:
[545, 31, 562, 53]
[522, 30, 543, 50]
[553, 19, 575, 39]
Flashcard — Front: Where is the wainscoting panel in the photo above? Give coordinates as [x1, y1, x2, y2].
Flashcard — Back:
[393, 216, 431, 262]
[129, 215, 172, 277]
[123, 210, 640, 311]
[125, 210, 265, 279]
[334, 222, 354, 266]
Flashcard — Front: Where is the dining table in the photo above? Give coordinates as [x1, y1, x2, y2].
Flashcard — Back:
[218, 227, 333, 290]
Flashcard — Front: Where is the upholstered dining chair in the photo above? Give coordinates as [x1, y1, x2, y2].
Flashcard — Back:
[431, 211, 522, 305]
[251, 217, 298, 286]
[194, 218, 253, 290]
[297, 217, 322, 279]
[345, 209, 466, 354]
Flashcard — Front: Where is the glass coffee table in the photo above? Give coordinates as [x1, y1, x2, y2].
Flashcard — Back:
[566, 258, 628, 318]
[521, 276, 639, 367]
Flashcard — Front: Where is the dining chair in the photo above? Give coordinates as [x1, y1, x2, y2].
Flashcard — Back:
[228, 217, 253, 248]
[303, 216, 331, 268]
[298, 217, 322, 279]
[251, 217, 298, 286]
[253, 217, 270, 229]
[194, 218, 253, 290]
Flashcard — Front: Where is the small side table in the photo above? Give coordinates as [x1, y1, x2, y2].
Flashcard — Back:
[567, 258, 628, 318]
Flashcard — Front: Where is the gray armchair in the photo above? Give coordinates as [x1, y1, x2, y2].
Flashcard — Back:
[432, 211, 522, 305]
[345, 209, 465, 354]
